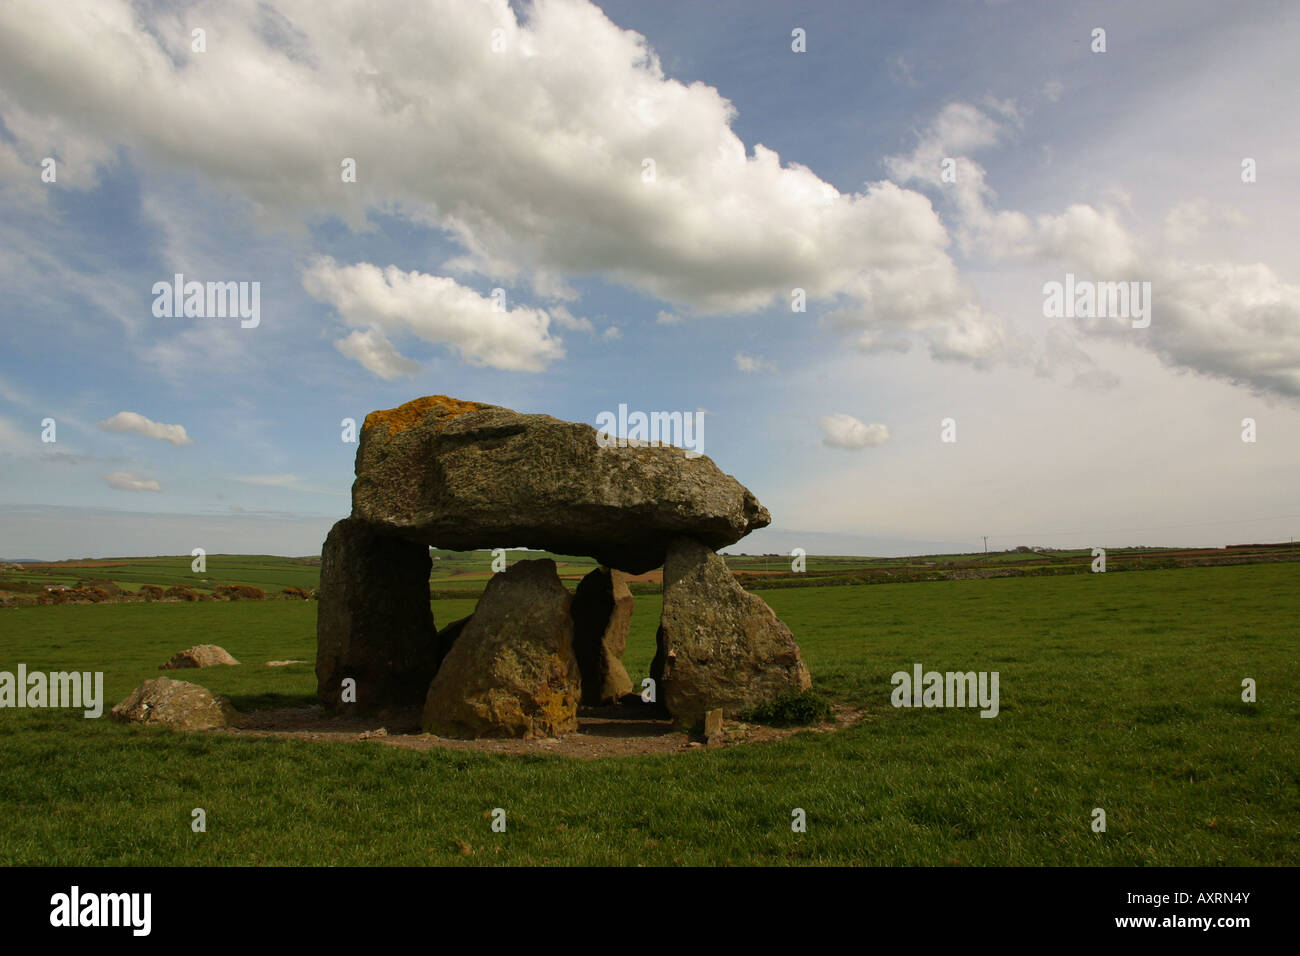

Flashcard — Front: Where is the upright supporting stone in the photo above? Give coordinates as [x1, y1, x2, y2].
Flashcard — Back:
[704, 708, 724, 746]
[434, 615, 472, 673]
[652, 536, 811, 727]
[316, 518, 438, 712]
[423, 559, 580, 738]
[571, 567, 635, 705]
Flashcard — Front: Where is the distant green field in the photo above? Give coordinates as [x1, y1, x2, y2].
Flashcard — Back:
[0, 550, 601, 596]
[10, 543, 1291, 601]
[1, 562, 1295, 865]
[0, 554, 321, 594]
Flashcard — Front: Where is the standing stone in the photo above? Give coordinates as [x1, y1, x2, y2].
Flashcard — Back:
[652, 537, 812, 726]
[571, 567, 635, 705]
[434, 615, 472, 673]
[704, 708, 724, 746]
[316, 517, 438, 712]
[423, 559, 580, 738]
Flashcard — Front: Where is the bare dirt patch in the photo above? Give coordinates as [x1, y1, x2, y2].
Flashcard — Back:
[220, 703, 862, 759]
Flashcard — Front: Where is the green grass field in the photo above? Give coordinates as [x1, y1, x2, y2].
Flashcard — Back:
[8, 543, 1292, 602]
[1, 561, 1296, 865]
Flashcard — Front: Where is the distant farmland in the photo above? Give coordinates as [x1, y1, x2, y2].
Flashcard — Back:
[2, 542, 1297, 604]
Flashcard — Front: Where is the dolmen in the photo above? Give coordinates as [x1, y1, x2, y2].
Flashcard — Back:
[316, 395, 811, 738]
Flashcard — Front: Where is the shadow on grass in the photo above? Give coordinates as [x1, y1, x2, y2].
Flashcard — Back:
[1212, 700, 1260, 717]
[227, 691, 318, 711]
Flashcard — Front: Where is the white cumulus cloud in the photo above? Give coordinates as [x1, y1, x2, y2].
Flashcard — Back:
[819, 414, 890, 450]
[333, 330, 421, 381]
[0, 0, 1001, 369]
[97, 411, 192, 446]
[735, 352, 775, 373]
[304, 258, 566, 374]
[887, 100, 1300, 398]
[104, 471, 160, 492]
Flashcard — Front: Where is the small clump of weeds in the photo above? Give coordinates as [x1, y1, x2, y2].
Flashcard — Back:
[737, 690, 834, 727]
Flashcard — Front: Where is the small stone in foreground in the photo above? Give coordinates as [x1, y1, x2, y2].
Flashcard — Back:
[111, 677, 242, 731]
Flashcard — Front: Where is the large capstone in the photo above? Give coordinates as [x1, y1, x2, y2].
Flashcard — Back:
[571, 567, 635, 705]
[316, 517, 439, 712]
[652, 537, 811, 726]
[423, 559, 580, 738]
[351, 395, 770, 574]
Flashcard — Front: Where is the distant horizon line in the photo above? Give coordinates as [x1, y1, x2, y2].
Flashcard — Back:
[5, 540, 1297, 565]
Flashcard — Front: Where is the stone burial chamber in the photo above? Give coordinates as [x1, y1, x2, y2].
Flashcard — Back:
[316, 395, 812, 738]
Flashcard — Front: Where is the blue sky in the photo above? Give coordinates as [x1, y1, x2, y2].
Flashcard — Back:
[1, 0, 1298, 560]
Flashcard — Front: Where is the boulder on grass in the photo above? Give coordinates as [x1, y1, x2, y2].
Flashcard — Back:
[111, 677, 242, 730]
[651, 537, 811, 726]
[160, 644, 240, 669]
[423, 559, 580, 738]
[316, 517, 439, 712]
[571, 567, 635, 705]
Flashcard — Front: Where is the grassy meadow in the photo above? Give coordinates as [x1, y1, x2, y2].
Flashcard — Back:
[1, 558, 1296, 866]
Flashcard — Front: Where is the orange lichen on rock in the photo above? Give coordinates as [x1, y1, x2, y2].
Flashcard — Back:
[363, 395, 488, 440]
